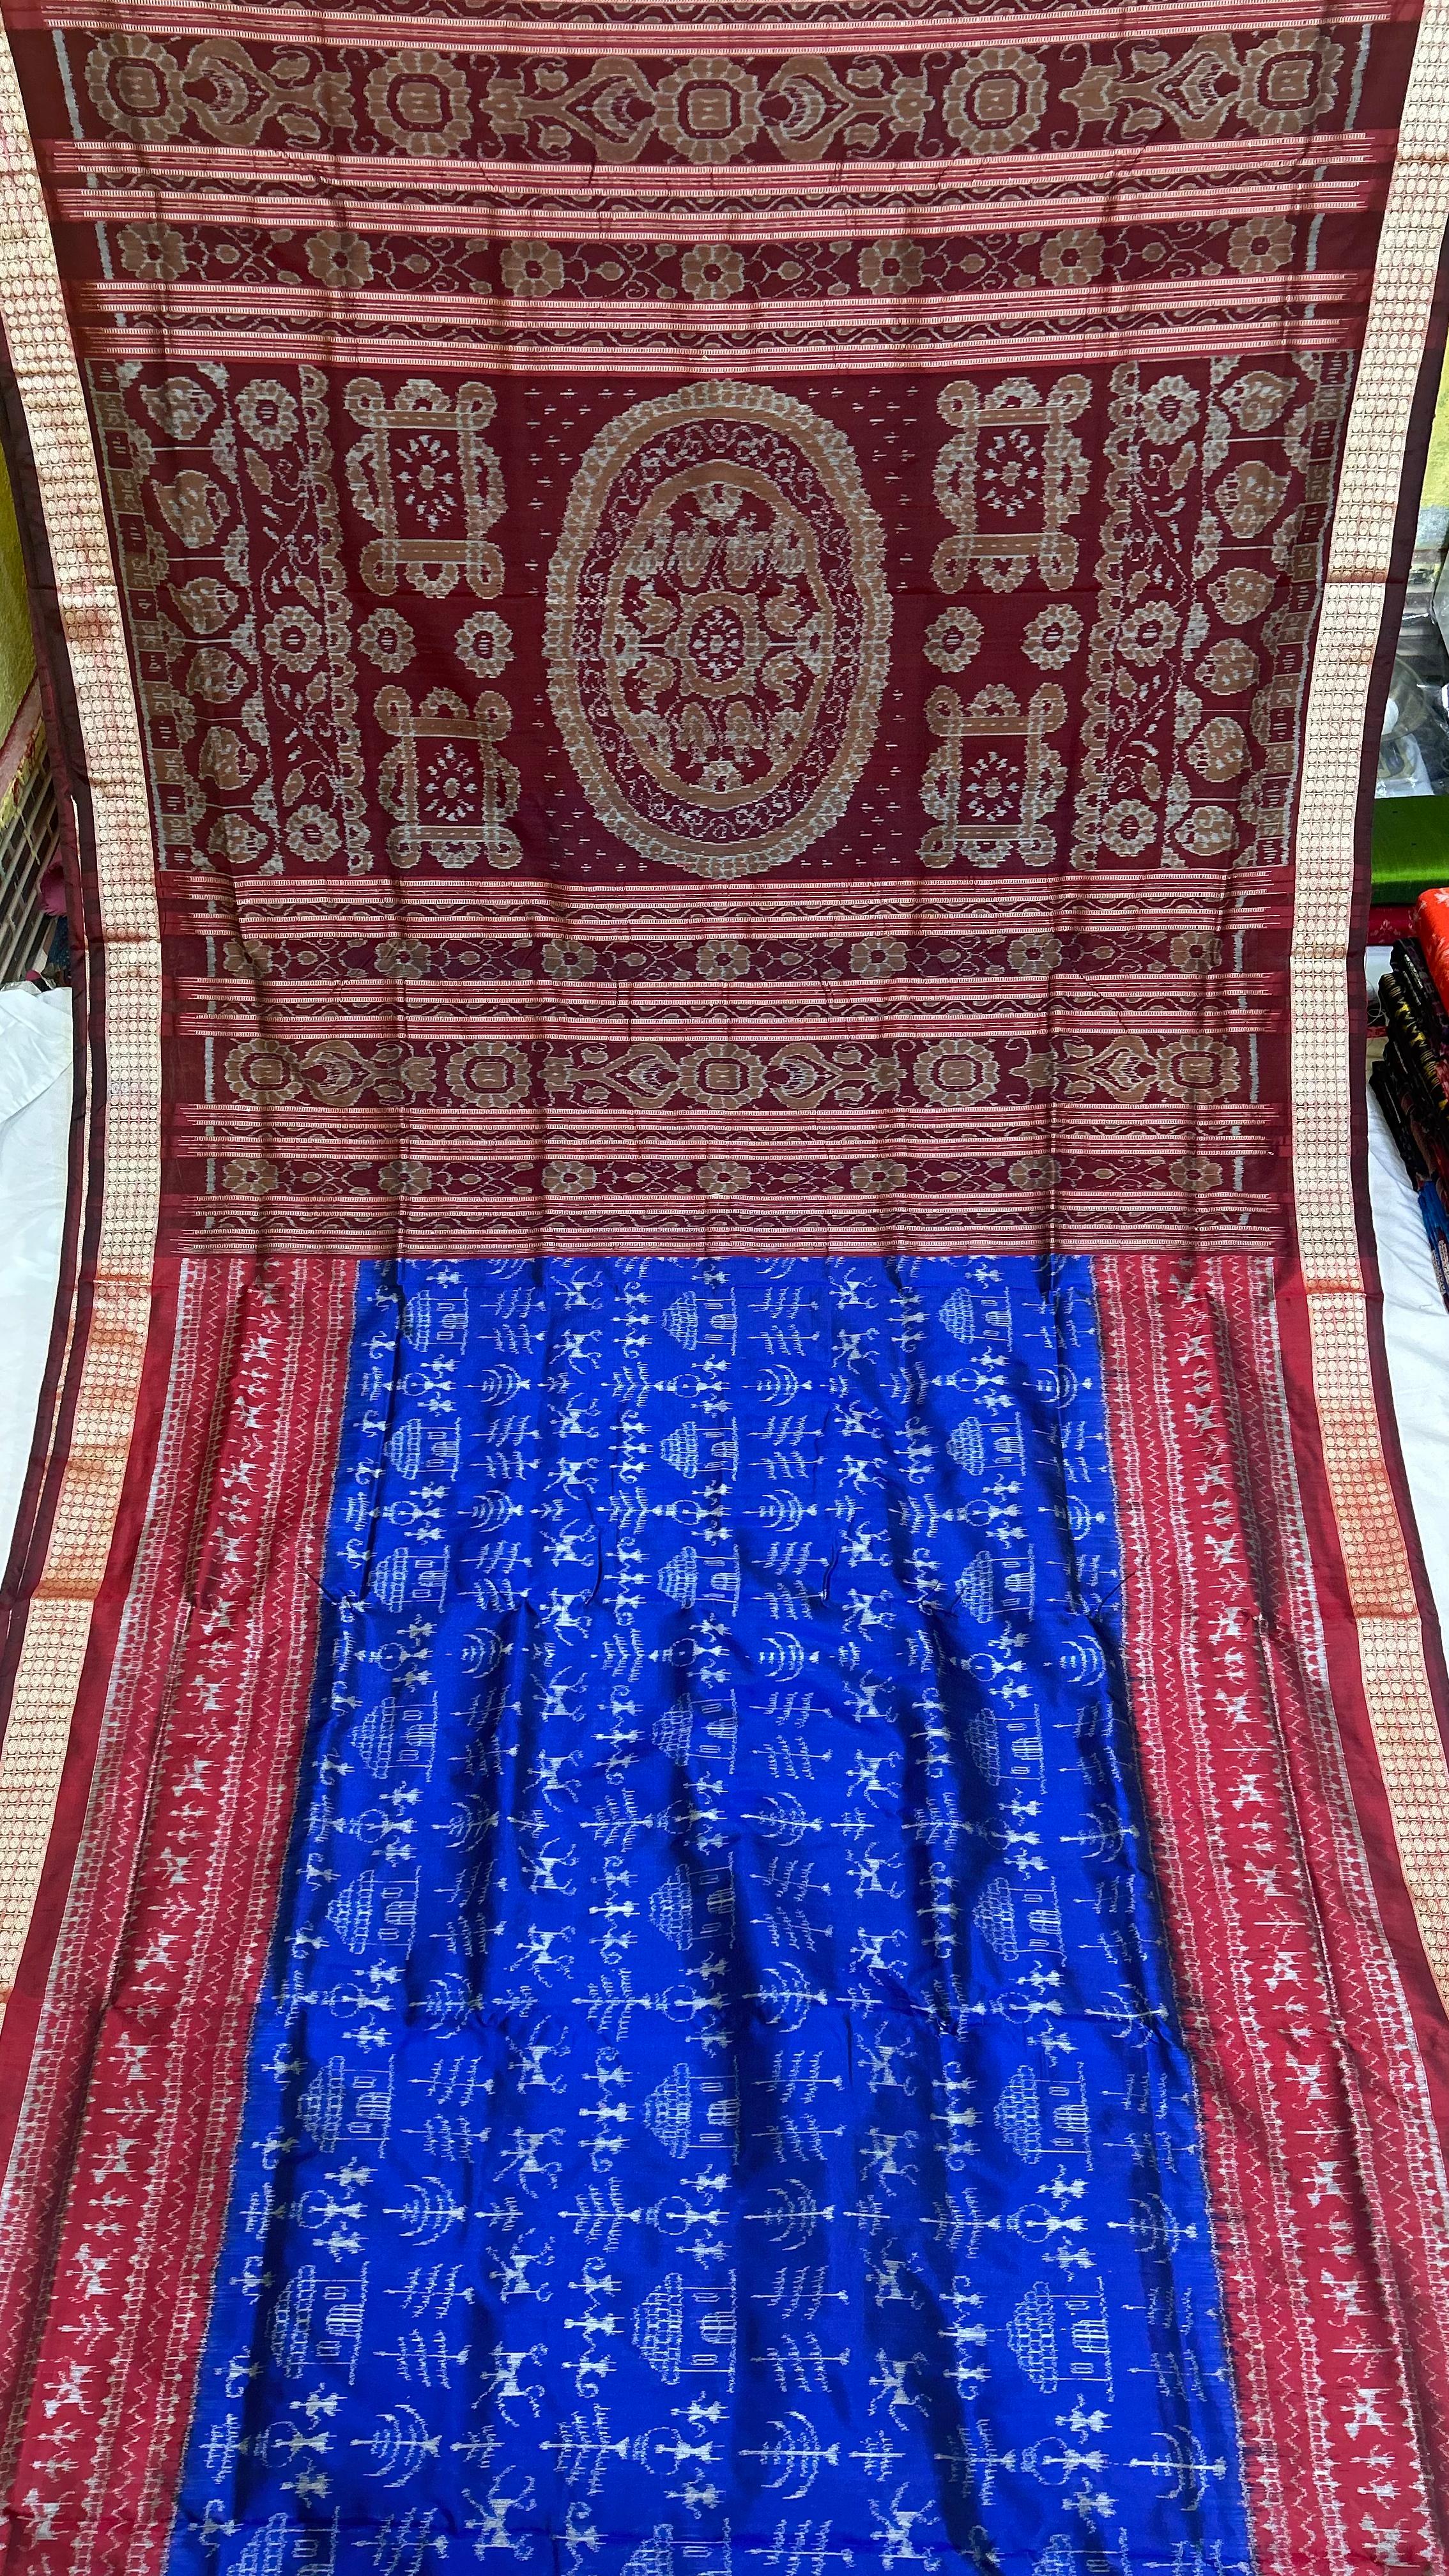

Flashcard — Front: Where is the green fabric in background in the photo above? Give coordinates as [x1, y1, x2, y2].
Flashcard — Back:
[0, 464, 33, 747]
[1372, 792, 1449, 903]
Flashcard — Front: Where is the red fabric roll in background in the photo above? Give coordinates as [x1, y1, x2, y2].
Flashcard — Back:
[1413, 887, 1449, 1011]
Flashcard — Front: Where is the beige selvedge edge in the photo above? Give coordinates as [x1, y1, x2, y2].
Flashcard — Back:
[0, 29, 160, 2015]
[1292, 4, 1449, 2010]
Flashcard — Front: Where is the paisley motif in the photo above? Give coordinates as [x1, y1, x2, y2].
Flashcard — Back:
[545, 381, 891, 877]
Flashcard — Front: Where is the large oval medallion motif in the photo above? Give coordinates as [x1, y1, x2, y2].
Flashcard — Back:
[546, 381, 892, 877]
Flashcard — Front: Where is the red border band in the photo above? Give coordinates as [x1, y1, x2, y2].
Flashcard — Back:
[0, 1257, 353, 2572]
[1099, 1252, 1449, 2575]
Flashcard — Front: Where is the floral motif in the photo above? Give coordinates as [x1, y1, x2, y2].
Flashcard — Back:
[851, 939, 908, 976]
[1153, 1038, 1239, 1098]
[925, 607, 983, 672]
[546, 381, 891, 878]
[915, 1038, 1000, 1105]
[942, 48, 1047, 153]
[1118, 601, 1181, 668]
[84, 120, 1346, 1248]
[502, 239, 565, 296]
[376, 939, 432, 977]
[445, 1041, 530, 1103]
[222, 1156, 278, 1193]
[654, 58, 762, 162]
[306, 230, 374, 288]
[456, 610, 513, 679]
[857, 240, 925, 295]
[1100, 799, 1157, 857]
[1066, 353, 1307, 875]
[681, 243, 745, 299]
[118, 222, 187, 282]
[1009, 1154, 1061, 1190]
[365, 50, 472, 155]
[1022, 605, 1084, 670]
[1063, 27, 1341, 142]
[86, 34, 188, 142]
[1227, 217, 1293, 273]
[677, 1043, 767, 1107]
[1238, 29, 1344, 134]
[480, 48, 926, 165]
[236, 379, 300, 450]
[358, 606, 417, 672]
[82, 30, 1351, 165]
[1041, 229, 1104, 289]
[263, 608, 323, 673]
[1169, 931, 1222, 971]
[285, 806, 342, 863]
[87, 30, 353, 148]
[1008, 933, 1063, 974]
[542, 940, 599, 979]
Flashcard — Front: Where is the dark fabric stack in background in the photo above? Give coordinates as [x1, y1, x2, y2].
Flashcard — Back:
[1374, 889, 1449, 1301]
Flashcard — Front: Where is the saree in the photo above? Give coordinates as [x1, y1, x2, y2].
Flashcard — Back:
[1, 0, 1448, 2566]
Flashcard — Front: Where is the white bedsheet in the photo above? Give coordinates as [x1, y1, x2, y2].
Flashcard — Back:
[1367, 1091, 1449, 1626]
[1366, 948, 1449, 1629]
[0, 983, 70, 1565]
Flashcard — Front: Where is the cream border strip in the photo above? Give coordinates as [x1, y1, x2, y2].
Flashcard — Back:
[0, 33, 160, 2012]
[1293, 4, 1449, 2008]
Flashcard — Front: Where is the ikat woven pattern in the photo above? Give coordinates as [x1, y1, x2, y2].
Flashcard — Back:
[2, 0, 1449, 2571]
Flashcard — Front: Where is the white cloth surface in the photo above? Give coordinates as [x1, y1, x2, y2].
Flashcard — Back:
[1366, 945, 1449, 1630]
[1367, 1089, 1449, 1623]
[0, 984, 71, 1567]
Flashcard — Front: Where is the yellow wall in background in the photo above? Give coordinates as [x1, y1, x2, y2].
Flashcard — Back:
[0, 461, 34, 746]
[1423, 343, 1449, 512]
